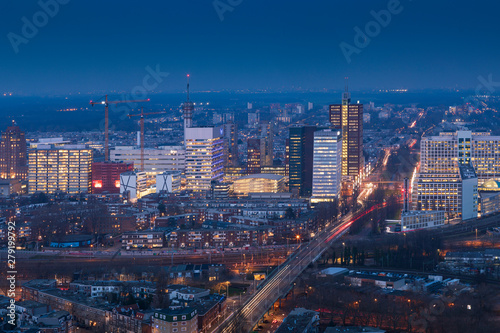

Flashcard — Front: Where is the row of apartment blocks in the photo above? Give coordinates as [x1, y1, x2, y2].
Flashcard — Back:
[122, 211, 320, 249]
[21, 279, 226, 333]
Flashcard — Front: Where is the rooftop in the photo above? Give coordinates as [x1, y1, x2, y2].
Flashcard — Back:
[347, 273, 404, 282]
[275, 308, 318, 333]
[459, 164, 477, 180]
[236, 173, 285, 181]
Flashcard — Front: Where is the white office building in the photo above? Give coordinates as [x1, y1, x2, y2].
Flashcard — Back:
[110, 145, 185, 173]
[185, 127, 225, 192]
[156, 171, 182, 193]
[412, 164, 478, 220]
[401, 210, 446, 232]
[120, 171, 156, 202]
[311, 129, 342, 204]
[421, 130, 500, 185]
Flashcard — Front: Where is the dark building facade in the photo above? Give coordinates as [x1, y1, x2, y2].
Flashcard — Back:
[0, 121, 28, 181]
[223, 122, 239, 167]
[247, 138, 262, 174]
[329, 86, 363, 181]
[92, 161, 133, 194]
[289, 126, 320, 198]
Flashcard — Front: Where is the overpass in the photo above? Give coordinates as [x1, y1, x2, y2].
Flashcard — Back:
[214, 212, 355, 332]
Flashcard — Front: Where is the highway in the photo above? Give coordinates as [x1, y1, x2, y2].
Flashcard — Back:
[214, 212, 354, 333]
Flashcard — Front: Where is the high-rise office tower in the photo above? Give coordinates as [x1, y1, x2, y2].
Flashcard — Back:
[247, 138, 263, 174]
[259, 122, 274, 167]
[311, 129, 342, 204]
[222, 122, 239, 167]
[289, 126, 322, 197]
[0, 121, 27, 181]
[28, 143, 93, 194]
[185, 127, 224, 192]
[329, 81, 363, 182]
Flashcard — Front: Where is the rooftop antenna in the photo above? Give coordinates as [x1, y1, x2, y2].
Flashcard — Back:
[345, 76, 349, 92]
[187, 74, 190, 102]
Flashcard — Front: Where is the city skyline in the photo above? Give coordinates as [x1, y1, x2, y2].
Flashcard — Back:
[2, 2, 500, 333]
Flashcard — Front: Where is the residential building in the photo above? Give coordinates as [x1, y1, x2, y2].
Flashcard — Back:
[122, 231, 164, 249]
[276, 308, 319, 333]
[185, 127, 224, 192]
[0, 121, 27, 182]
[152, 308, 198, 333]
[28, 144, 92, 194]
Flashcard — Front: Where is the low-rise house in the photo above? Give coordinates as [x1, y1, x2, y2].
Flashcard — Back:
[152, 307, 198, 333]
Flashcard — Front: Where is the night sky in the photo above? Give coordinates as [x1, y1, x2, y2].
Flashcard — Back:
[1, 0, 499, 96]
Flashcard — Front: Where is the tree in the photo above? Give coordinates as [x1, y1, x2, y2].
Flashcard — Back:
[151, 272, 171, 309]
[158, 203, 166, 217]
[285, 207, 295, 219]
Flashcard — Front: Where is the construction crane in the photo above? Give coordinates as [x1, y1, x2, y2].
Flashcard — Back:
[90, 95, 150, 162]
[128, 108, 166, 171]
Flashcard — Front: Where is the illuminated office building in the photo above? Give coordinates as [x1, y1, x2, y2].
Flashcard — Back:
[185, 126, 224, 192]
[329, 84, 363, 182]
[259, 122, 274, 167]
[156, 171, 182, 193]
[412, 164, 478, 220]
[421, 130, 500, 185]
[120, 171, 158, 202]
[28, 144, 92, 194]
[231, 174, 286, 197]
[224, 166, 247, 183]
[247, 138, 263, 174]
[222, 122, 239, 167]
[0, 121, 27, 181]
[110, 145, 185, 172]
[261, 165, 287, 177]
[289, 126, 323, 197]
[311, 129, 342, 204]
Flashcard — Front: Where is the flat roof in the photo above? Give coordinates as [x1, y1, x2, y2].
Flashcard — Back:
[236, 173, 285, 181]
[347, 273, 404, 282]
